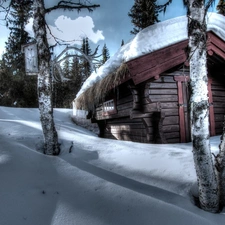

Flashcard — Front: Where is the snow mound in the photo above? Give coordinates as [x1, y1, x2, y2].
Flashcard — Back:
[0, 106, 224, 225]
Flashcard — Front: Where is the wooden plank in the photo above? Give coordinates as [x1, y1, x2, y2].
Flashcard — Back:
[174, 76, 190, 82]
[108, 121, 144, 126]
[118, 90, 132, 99]
[127, 40, 188, 75]
[149, 95, 178, 102]
[142, 119, 153, 127]
[117, 103, 133, 112]
[215, 114, 225, 121]
[208, 44, 225, 61]
[212, 96, 225, 102]
[116, 98, 133, 107]
[163, 116, 179, 125]
[97, 108, 131, 120]
[211, 85, 225, 90]
[208, 78, 216, 136]
[163, 125, 180, 132]
[207, 32, 225, 60]
[106, 132, 148, 142]
[132, 53, 187, 85]
[208, 32, 225, 52]
[108, 125, 146, 131]
[176, 79, 186, 142]
[213, 102, 225, 108]
[182, 82, 191, 142]
[212, 90, 225, 97]
[153, 76, 178, 83]
[160, 102, 178, 109]
[149, 89, 177, 95]
[107, 117, 142, 123]
[165, 132, 180, 139]
[215, 121, 223, 129]
[215, 128, 223, 135]
[143, 103, 161, 112]
[167, 138, 181, 143]
[130, 112, 153, 119]
[145, 127, 154, 134]
[214, 108, 225, 114]
[114, 109, 131, 117]
[149, 82, 177, 89]
[162, 109, 179, 116]
[107, 120, 144, 125]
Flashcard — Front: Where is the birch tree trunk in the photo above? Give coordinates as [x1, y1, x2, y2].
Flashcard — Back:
[218, 119, 225, 206]
[33, 0, 60, 155]
[188, 0, 219, 212]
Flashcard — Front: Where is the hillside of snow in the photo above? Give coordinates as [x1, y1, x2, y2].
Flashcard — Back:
[0, 106, 225, 224]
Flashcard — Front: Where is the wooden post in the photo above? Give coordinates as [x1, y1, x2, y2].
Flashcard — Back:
[208, 77, 216, 136]
[174, 76, 189, 143]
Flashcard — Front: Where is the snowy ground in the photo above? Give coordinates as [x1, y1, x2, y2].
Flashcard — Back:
[0, 106, 224, 225]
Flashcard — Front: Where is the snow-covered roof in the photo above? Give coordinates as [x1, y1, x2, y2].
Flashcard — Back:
[76, 13, 225, 99]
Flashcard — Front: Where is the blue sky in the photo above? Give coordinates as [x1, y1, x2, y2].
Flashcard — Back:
[0, 0, 219, 58]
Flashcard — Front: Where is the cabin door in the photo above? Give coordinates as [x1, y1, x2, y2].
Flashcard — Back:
[174, 76, 216, 143]
[174, 76, 191, 143]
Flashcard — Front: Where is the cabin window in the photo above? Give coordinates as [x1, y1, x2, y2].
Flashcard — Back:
[103, 99, 117, 115]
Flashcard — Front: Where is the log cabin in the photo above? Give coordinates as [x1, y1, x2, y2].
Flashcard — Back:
[74, 13, 225, 144]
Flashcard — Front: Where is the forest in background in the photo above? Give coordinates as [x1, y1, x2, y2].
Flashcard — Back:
[0, 0, 110, 108]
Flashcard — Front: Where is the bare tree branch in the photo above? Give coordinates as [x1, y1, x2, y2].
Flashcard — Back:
[156, 0, 173, 14]
[45, 1, 100, 14]
[204, 0, 216, 18]
[0, 0, 12, 23]
[45, 22, 82, 50]
[205, 0, 215, 12]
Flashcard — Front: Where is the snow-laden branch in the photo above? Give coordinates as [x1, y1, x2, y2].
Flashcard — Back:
[45, 1, 100, 14]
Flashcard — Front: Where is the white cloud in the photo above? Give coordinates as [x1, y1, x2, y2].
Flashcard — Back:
[25, 15, 104, 47]
[48, 15, 104, 45]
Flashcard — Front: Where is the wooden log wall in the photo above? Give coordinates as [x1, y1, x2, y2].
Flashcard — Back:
[95, 67, 225, 144]
[211, 79, 225, 135]
[96, 83, 133, 121]
[104, 117, 148, 143]
[95, 70, 192, 144]
[95, 82, 148, 143]
[145, 73, 181, 143]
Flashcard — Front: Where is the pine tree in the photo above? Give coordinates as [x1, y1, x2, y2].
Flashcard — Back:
[128, 0, 159, 35]
[3, 0, 33, 77]
[80, 37, 92, 81]
[121, 39, 125, 46]
[71, 55, 82, 87]
[0, 57, 13, 106]
[101, 44, 110, 65]
[62, 53, 71, 78]
[217, 0, 225, 15]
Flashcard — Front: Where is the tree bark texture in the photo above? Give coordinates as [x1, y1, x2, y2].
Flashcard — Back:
[218, 117, 225, 206]
[188, 0, 219, 212]
[33, 0, 60, 155]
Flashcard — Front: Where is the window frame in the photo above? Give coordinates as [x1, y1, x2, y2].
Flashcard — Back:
[102, 99, 117, 116]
